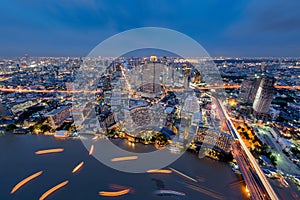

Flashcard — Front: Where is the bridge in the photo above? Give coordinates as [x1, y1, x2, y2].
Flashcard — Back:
[215, 98, 279, 200]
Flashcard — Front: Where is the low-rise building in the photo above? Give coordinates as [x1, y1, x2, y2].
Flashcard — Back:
[46, 106, 70, 129]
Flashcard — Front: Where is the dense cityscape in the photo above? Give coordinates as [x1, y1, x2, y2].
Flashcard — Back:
[1, 0, 300, 199]
[0, 55, 299, 199]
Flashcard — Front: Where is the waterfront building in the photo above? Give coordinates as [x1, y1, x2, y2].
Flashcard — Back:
[46, 106, 70, 129]
[195, 129, 233, 153]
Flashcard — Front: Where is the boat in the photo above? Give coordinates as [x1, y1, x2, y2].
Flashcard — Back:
[54, 131, 69, 139]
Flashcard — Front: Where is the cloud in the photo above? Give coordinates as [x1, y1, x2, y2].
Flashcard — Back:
[226, 0, 300, 36]
[253, 1, 300, 33]
[0, 0, 298, 57]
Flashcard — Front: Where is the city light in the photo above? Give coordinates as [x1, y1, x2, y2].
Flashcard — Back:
[1, 0, 300, 199]
[0, 49, 299, 200]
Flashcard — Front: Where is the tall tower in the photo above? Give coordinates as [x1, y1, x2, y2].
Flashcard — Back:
[261, 62, 266, 76]
[253, 77, 275, 114]
[239, 78, 261, 103]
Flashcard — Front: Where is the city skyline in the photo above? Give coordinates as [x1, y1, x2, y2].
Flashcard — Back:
[1, 1, 300, 200]
[0, 55, 299, 199]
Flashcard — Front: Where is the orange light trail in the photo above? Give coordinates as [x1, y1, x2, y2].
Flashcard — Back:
[146, 169, 172, 174]
[0, 87, 102, 94]
[89, 145, 94, 156]
[99, 189, 130, 197]
[111, 156, 138, 162]
[10, 171, 43, 194]
[35, 148, 64, 155]
[72, 161, 84, 173]
[39, 180, 69, 200]
[0, 85, 299, 95]
[245, 185, 249, 193]
[109, 184, 134, 192]
[275, 85, 300, 90]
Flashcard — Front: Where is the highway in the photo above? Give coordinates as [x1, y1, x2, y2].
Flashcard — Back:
[233, 142, 270, 199]
[215, 98, 279, 200]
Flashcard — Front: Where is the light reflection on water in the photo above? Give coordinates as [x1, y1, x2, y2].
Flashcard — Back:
[0, 134, 246, 200]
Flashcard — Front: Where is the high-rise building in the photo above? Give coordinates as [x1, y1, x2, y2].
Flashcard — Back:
[261, 62, 267, 76]
[249, 78, 262, 103]
[253, 77, 275, 114]
[98, 111, 116, 131]
[239, 78, 261, 103]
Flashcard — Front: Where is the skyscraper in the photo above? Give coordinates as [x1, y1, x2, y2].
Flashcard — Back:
[239, 78, 261, 103]
[253, 77, 275, 114]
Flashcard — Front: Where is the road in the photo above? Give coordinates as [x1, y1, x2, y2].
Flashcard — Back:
[255, 127, 300, 175]
[233, 141, 271, 199]
[0, 84, 299, 94]
[215, 98, 279, 200]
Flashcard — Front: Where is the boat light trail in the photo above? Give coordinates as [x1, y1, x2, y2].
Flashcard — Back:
[99, 189, 130, 197]
[89, 145, 94, 156]
[111, 156, 138, 162]
[39, 180, 69, 200]
[35, 148, 64, 155]
[146, 169, 172, 174]
[169, 167, 197, 182]
[72, 161, 84, 173]
[154, 189, 186, 196]
[92, 135, 98, 140]
[10, 171, 43, 194]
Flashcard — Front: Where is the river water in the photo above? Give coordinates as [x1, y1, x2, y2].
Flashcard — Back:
[0, 133, 247, 200]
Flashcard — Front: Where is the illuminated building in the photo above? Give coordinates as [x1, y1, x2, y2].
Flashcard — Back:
[149, 55, 157, 62]
[46, 106, 70, 129]
[253, 77, 275, 114]
[10, 100, 38, 115]
[239, 78, 261, 103]
[195, 129, 233, 153]
[98, 111, 116, 131]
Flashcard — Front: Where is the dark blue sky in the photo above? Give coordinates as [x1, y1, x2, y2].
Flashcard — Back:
[1, 0, 300, 57]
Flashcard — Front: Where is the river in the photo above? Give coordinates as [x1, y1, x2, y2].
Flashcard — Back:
[0, 133, 247, 200]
